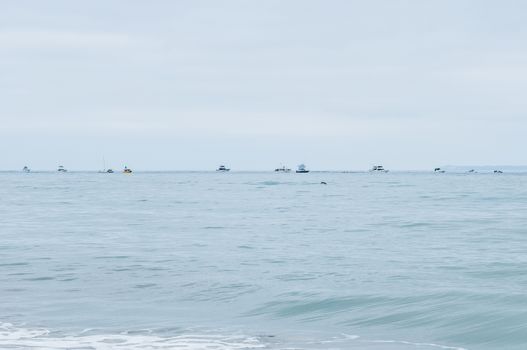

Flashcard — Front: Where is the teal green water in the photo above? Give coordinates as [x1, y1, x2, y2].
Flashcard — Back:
[1, 172, 526, 349]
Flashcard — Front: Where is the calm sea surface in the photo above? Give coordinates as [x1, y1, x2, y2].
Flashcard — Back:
[1, 172, 527, 349]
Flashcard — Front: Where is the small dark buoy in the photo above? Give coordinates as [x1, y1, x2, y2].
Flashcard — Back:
[320, 181, 327, 185]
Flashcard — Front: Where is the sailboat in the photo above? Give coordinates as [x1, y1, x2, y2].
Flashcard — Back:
[99, 157, 114, 173]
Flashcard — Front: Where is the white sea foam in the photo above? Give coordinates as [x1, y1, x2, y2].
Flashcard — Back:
[0, 323, 469, 350]
[369, 339, 468, 350]
[0, 323, 266, 350]
[306, 334, 465, 350]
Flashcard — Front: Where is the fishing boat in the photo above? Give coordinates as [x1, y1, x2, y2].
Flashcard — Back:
[216, 165, 230, 172]
[275, 165, 291, 173]
[22, 166, 30, 173]
[296, 164, 309, 173]
[123, 166, 132, 174]
[57, 165, 67, 172]
[370, 165, 388, 173]
[434, 168, 445, 173]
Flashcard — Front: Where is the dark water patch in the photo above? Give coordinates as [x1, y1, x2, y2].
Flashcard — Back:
[245, 181, 293, 186]
[387, 275, 411, 280]
[51, 266, 79, 272]
[258, 181, 281, 186]
[479, 196, 503, 201]
[275, 273, 317, 282]
[0, 262, 29, 267]
[262, 259, 286, 264]
[180, 282, 198, 288]
[275, 290, 322, 299]
[24, 276, 55, 281]
[398, 222, 433, 228]
[135, 283, 157, 289]
[58, 277, 77, 282]
[438, 265, 468, 271]
[145, 266, 169, 271]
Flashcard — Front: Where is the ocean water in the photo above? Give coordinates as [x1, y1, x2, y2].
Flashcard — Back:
[1, 171, 527, 349]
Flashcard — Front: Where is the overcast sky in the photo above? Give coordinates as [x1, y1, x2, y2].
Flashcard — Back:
[1, 0, 527, 170]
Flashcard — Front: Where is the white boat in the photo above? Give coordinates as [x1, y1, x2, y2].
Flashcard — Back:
[217, 165, 230, 172]
[275, 165, 291, 173]
[57, 165, 67, 172]
[123, 166, 132, 174]
[370, 165, 388, 173]
[22, 166, 30, 173]
[296, 164, 309, 173]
